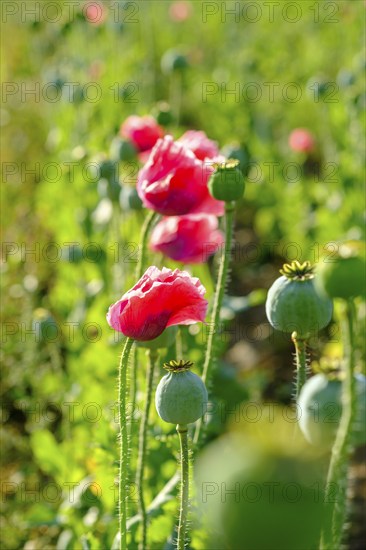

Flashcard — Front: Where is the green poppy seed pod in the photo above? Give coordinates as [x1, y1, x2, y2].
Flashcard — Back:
[99, 160, 117, 181]
[153, 102, 174, 126]
[161, 50, 188, 74]
[266, 261, 333, 338]
[119, 186, 143, 211]
[110, 137, 137, 162]
[155, 360, 208, 425]
[315, 241, 366, 299]
[208, 160, 245, 202]
[32, 308, 59, 343]
[298, 373, 366, 448]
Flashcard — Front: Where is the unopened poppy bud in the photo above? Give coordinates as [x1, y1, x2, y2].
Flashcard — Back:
[208, 160, 245, 202]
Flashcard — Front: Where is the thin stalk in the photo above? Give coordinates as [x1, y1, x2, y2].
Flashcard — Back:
[291, 332, 308, 401]
[170, 71, 183, 127]
[320, 300, 357, 550]
[175, 327, 183, 360]
[129, 210, 158, 440]
[194, 202, 235, 445]
[136, 349, 159, 550]
[129, 346, 138, 431]
[118, 337, 134, 550]
[176, 424, 189, 550]
[136, 210, 158, 280]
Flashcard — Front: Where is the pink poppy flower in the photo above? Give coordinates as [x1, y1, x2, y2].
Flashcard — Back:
[120, 115, 164, 155]
[289, 129, 315, 153]
[84, 2, 106, 25]
[169, 1, 193, 22]
[107, 266, 208, 340]
[150, 214, 224, 264]
[137, 136, 225, 216]
[178, 130, 219, 160]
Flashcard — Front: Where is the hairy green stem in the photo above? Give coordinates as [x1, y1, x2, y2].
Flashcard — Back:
[118, 337, 134, 550]
[170, 71, 183, 126]
[129, 210, 158, 457]
[129, 346, 138, 432]
[136, 349, 158, 550]
[194, 202, 235, 445]
[320, 300, 357, 550]
[176, 424, 189, 550]
[292, 332, 308, 401]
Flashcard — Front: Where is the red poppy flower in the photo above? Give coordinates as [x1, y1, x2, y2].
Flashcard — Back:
[137, 136, 224, 216]
[150, 214, 224, 264]
[120, 115, 164, 154]
[84, 2, 107, 25]
[289, 129, 315, 153]
[107, 266, 208, 341]
[178, 130, 219, 160]
[169, 1, 193, 22]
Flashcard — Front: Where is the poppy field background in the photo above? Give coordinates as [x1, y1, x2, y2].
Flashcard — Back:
[1, 1, 365, 549]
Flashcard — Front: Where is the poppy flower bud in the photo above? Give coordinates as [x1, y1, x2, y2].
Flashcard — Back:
[208, 160, 245, 202]
[155, 360, 208, 425]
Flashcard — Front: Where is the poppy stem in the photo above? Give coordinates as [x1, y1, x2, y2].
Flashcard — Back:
[136, 349, 159, 550]
[291, 332, 308, 401]
[118, 337, 134, 550]
[136, 210, 159, 280]
[176, 424, 189, 550]
[194, 202, 235, 445]
[320, 300, 357, 550]
[130, 210, 159, 434]
[129, 346, 138, 432]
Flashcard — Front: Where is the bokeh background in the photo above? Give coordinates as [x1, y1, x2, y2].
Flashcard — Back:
[1, 1, 365, 549]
